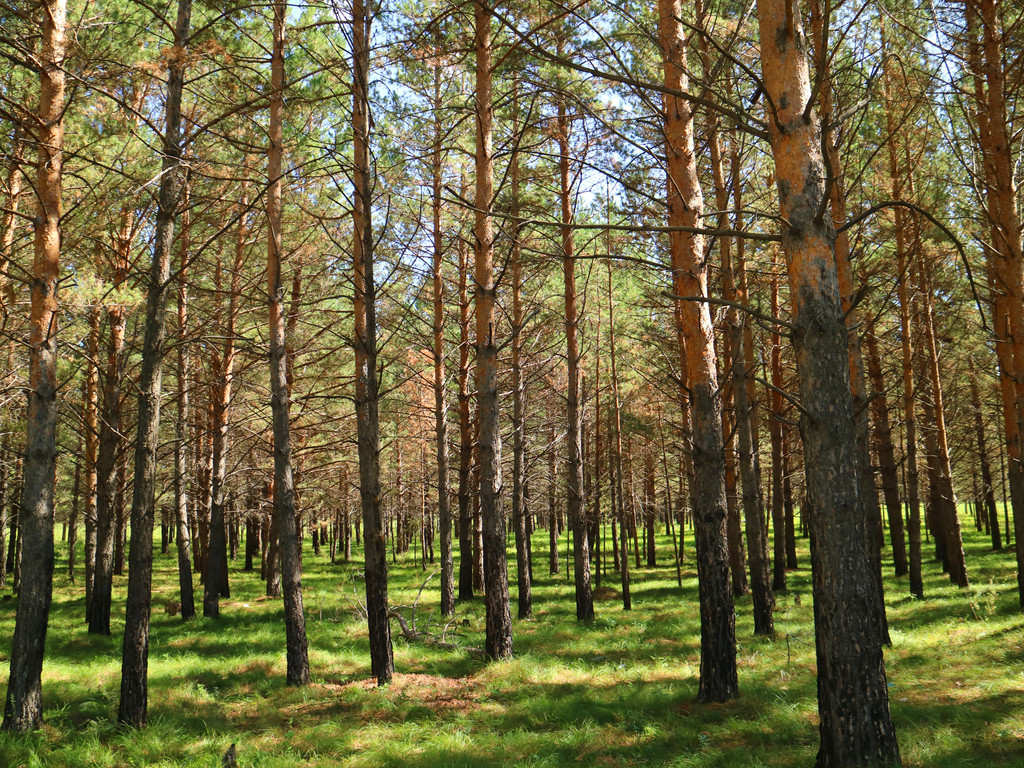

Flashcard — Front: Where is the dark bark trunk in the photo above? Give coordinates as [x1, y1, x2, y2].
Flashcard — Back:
[174, 194, 195, 621]
[117, 0, 193, 727]
[607, 262, 630, 610]
[510, 79, 531, 620]
[457, 222, 474, 601]
[204, 200, 248, 618]
[265, 0, 309, 687]
[783, 428, 799, 569]
[475, 0, 512, 660]
[89, 271, 128, 635]
[555, 52, 593, 622]
[718, 113, 772, 635]
[592, 287, 605, 589]
[548, 429, 558, 576]
[917, 248, 968, 587]
[969, 357, 1001, 549]
[431, 61, 454, 619]
[68, 451, 80, 581]
[732, 312, 773, 635]
[883, 28, 923, 598]
[114, 461, 127, 577]
[0, 443, 7, 589]
[769, 250, 788, 591]
[353, 0, 393, 684]
[83, 308, 100, 613]
[245, 515, 257, 572]
[644, 450, 656, 567]
[864, 327, 909, 575]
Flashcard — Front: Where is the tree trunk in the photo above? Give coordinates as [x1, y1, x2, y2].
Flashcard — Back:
[174, 191, 195, 621]
[2, 1, 65, 727]
[510, 78, 531, 620]
[0, 126, 24, 318]
[68, 452, 80, 581]
[265, 485, 281, 597]
[0, 443, 7, 589]
[732, 265, 773, 636]
[84, 307, 100, 614]
[9, 471, 21, 591]
[89, 220, 130, 636]
[916, 244, 967, 587]
[556, 73, 593, 622]
[114, 459, 127, 577]
[756, 0, 901, 761]
[592, 281, 605, 589]
[457, 211, 474, 601]
[116, 0, 193, 727]
[658, 405, 683, 586]
[783, 428, 799, 569]
[430, 62, 454, 619]
[969, 357, 1001, 549]
[723, 406, 747, 597]
[863, 326, 909, 575]
[548, 427, 558, 576]
[711, 79, 772, 635]
[607, 262, 630, 610]
[196, 401, 213, 580]
[353, 0, 393, 685]
[342, 466, 351, 561]
[882, 28, 923, 599]
[659, 0, 736, 702]
[769, 251, 787, 591]
[475, 0, 511, 660]
[204, 193, 249, 617]
[972, 0, 1024, 606]
[811, 0, 888, 644]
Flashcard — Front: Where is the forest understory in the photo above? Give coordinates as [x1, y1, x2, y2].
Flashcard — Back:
[0, 523, 1021, 768]
[2, 0, 1023, 764]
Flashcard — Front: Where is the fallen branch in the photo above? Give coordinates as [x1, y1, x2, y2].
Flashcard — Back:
[386, 570, 485, 658]
[387, 608, 485, 659]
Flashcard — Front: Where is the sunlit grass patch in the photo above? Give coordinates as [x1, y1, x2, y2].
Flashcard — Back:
[0, 521, 1022, 766]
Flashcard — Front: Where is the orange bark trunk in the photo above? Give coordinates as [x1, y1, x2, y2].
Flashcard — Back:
[2, 0, 65, 730]
[659, 0, 736, 702]
[756, 0, 900, 760]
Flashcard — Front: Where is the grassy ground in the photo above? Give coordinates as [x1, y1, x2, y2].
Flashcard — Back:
[1, 520, 1023, 767]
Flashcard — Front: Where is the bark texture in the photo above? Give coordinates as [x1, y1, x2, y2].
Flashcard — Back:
[431, 61, 454, 619]
[174, 194, 196, 620]
[756, 0, 901, 762]
[353, 0, 393, 684]
[863, 327, 908, 575]
[659, 0, 736, 701]
[3, 0, 66, 732]
[267, 0, 310, 686]
[510, 79, 531, 620]
[475, 0, 512, 660]
[117, 0, 193, 727]
[557, 67, 594, 623]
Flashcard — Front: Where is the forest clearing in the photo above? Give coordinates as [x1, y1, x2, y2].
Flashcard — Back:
[1, 527, 1023, 767]
[1, 0, 1023, 766]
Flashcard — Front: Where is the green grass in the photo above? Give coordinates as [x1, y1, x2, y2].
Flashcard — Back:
[1, 518, 1023, 767]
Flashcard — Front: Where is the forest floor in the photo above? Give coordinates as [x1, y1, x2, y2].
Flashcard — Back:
[1, 519, 1023, 767]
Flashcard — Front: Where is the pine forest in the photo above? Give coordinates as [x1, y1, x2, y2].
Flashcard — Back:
[0, 0, 1022, 766]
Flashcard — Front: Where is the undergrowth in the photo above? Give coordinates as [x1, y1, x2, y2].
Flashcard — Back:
[1, 516, 1022, 766]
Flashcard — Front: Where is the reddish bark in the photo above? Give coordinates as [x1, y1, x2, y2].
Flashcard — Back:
[659, 0, 735, 701]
